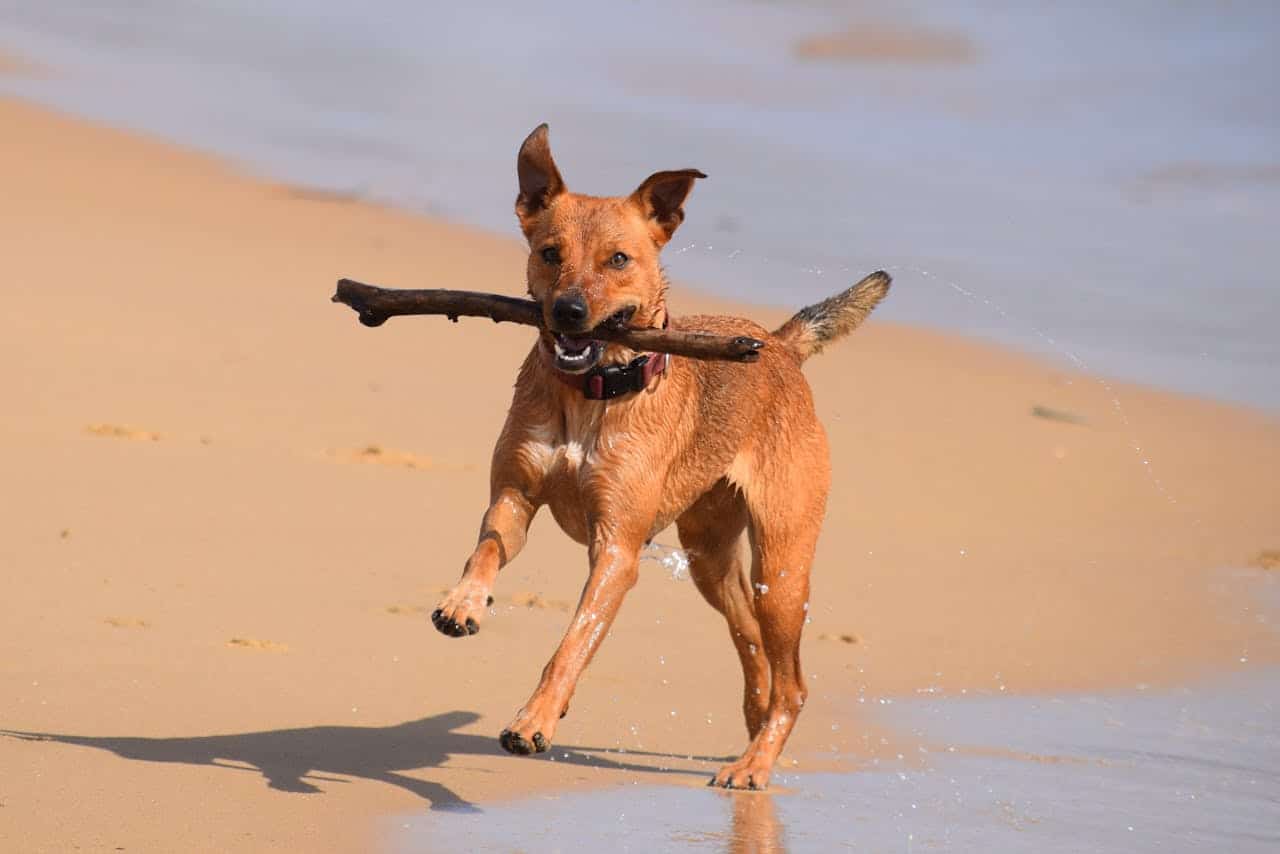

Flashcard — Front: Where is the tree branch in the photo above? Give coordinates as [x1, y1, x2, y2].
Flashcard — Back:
[332, 278, 767, 362]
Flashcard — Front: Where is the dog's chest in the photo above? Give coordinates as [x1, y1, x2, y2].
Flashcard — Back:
[520, 420, 608, 543]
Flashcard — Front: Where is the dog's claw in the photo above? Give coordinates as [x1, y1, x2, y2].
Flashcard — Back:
[498, 728, 550, 755]
[710, 768, 769, 790]
[431, 608, 476, 638]
[500, 729, 533, 755]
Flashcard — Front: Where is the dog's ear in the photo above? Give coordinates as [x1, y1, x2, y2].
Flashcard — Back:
[515, 123, 565, 233]
[629, 169, 707, 245]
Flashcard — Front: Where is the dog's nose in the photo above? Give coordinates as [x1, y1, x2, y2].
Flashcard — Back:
[552, 293, 590, 329]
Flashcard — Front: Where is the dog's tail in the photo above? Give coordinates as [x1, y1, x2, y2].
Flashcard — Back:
[773, 271, 891, 361]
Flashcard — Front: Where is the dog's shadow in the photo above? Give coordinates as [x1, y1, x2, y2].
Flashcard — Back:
[2, 711, 718, 812]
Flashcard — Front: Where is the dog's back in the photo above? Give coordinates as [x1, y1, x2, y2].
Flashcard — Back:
[661, 269, 893, 503]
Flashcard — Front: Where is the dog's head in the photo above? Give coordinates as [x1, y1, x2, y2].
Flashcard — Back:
[514, 123, 705, 374]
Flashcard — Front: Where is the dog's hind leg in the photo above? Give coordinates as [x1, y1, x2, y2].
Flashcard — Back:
[432, 486, 537, 637]
[710, 446, 828, 790]
[676, 479, 770, 738]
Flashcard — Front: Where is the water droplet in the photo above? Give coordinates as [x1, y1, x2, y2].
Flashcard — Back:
[641, 541, 691, 581]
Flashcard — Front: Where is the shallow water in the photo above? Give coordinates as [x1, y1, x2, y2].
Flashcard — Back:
[1, 1, 1277, 408]
[391, 667, 1280, 853]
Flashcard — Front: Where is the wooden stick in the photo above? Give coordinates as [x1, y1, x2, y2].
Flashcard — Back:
[332, 278, 767, 362]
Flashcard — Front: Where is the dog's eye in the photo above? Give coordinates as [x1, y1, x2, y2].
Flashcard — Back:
[609, 251, 629, 269]
[541, 246, 561, 265]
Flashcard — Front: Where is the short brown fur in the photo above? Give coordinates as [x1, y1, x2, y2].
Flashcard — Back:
[430, 124, 887, 789]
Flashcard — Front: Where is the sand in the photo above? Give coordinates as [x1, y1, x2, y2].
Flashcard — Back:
[793, 23, 977, 65]
[0, 94, 1277, 852]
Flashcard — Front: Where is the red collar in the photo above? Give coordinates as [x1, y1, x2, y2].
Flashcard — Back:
[542, 316, 670, 400]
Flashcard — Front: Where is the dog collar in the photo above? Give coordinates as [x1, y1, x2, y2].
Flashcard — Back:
[549, 351, 669, 400]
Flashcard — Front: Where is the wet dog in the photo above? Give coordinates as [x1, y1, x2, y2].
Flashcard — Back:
[430, 124, 888, 789]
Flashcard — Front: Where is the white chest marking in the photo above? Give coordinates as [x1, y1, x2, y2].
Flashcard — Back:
[524, 423, 595, 476]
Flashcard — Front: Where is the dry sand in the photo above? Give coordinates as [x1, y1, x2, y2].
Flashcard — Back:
[1, 94, 1277, 851]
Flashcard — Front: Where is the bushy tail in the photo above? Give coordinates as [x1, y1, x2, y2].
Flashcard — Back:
[774, 271, 891, 361]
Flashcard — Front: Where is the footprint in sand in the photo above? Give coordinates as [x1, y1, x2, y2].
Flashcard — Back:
[227, 637, 289, 653]
[86, 423, 162, 442]
[104, 617, 150, 629]
[509, 591, 572, 611]
[1254, 550, 1280, 571]
[385, 604, 429, 617]
[817, 632, 859, 645]
[330, 444, 474, 472]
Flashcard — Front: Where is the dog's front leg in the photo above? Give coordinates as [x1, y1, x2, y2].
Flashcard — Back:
[498, 517, 651, 755]
[432, 486, 536, 637]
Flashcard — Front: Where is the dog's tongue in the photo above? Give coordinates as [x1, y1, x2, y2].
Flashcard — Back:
[561, 336, 592, 352]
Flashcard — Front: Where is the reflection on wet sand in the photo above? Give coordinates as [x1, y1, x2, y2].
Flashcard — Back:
[725, 791, 786, 853]
[398, 667, 1280, 852]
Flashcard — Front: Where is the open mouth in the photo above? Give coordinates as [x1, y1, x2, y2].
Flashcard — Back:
[548, 306, 637, 374]
[552, 334, 604, 373]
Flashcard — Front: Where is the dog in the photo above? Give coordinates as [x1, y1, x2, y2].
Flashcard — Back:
[429, 124, 889, 789]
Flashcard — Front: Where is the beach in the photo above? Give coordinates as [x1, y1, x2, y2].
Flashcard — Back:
[0, 83, 1277, 851]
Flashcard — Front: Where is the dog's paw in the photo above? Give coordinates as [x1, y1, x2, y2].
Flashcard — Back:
[499, 728, 549, 755]
[431, 585, 494, 638]
[430, 608, 478, 637]
[498, 702, 563, 756]
[709, 756, 772, 790]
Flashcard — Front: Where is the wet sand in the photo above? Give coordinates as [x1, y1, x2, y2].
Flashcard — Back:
[405, 654, 1280, 852]
[793, 23, 977, 65]
[0, 92, 1277, 852]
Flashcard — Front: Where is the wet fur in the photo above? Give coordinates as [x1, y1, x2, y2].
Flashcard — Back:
[430, 124, 886, 790]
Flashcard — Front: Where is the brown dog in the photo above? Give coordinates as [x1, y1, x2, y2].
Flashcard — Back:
[429, 124, 888, 789]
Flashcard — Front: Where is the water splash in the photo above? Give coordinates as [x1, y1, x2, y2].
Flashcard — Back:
[641, 541, 691, 581]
